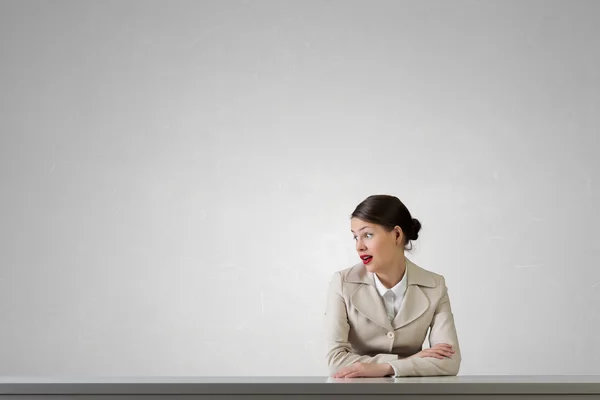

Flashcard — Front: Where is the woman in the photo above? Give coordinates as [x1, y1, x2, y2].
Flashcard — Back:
[325, 194, 461, 378]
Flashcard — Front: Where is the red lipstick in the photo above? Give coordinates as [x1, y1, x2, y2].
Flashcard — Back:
[360, 255, 373, 265]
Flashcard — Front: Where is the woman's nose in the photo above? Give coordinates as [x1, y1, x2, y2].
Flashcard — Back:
[356, 240, 366, 251]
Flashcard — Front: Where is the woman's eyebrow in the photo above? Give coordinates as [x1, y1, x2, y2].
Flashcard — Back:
[350, 226, 371, 233]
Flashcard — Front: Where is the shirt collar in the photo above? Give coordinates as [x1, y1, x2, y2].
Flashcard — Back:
[373, 268, 408, 298]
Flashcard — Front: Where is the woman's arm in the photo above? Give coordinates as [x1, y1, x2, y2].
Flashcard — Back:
[388, 276, 462, 376]
[325, 272, 398, 375]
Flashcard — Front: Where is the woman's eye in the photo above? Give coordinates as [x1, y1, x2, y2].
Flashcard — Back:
[365, 233, 373, 238]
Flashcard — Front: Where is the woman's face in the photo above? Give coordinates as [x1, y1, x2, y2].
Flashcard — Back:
[350, 217, 403, 273]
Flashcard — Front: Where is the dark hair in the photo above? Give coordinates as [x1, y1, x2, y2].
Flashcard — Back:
[351, 194, 421, 251]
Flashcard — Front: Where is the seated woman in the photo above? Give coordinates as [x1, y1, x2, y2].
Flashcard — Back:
[325, 194, 461, 378]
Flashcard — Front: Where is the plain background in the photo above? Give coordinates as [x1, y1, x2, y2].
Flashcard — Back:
[1, 0, 599, 377]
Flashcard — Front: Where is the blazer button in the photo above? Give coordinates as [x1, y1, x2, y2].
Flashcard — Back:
[387, 331, 395, 339]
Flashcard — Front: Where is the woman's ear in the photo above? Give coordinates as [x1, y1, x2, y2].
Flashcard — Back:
[394, 226, 403, 245]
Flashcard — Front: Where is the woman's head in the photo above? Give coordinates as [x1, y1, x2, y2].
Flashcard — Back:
[350, 194, 421, 273]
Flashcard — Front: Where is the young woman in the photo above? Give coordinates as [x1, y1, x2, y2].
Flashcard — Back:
[325, 194, 461, 378]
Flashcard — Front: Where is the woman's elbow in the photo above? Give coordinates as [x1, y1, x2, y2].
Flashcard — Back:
[327, 363, 339, 376]
[325, 356, 339, 375]
[444, 357, 461, 376]
[326, 349, 349, 375]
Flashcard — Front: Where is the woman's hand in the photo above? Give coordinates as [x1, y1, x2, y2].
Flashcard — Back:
[409, 343, 455, 359]
[332, 362, 393, 378]
[331, 344, 454, 378]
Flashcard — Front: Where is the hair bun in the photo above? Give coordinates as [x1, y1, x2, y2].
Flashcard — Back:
[411, 218, 421, 240]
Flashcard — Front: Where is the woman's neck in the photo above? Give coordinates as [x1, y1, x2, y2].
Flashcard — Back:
[376, 256, 407, 289]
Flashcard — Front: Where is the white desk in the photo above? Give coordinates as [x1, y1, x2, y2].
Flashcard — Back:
[2, 376, 600, 399]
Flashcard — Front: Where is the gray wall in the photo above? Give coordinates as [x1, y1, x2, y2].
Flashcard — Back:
[1, 0, 599, 377]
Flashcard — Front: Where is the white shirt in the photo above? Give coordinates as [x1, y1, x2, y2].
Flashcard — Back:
[373, 269, 408, 377]
[373, 270, 408, 319]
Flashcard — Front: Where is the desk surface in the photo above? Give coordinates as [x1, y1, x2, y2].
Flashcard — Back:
[2, 376, 600, 395]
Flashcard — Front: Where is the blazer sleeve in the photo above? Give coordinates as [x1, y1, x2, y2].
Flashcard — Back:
[388, 275, 461, 376]
[325, 271, 398, 375]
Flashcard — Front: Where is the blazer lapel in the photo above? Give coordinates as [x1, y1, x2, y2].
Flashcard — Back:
[345, 259, 437, 331]
[392, 284, 429, 329]
[392, 259, 436, 329]
[346, 264, 393, 331]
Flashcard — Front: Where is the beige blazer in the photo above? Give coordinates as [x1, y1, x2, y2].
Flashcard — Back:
[325, 258, 461, 376]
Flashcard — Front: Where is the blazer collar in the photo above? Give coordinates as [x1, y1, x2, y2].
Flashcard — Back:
[345, 258, 437, 288]
[345, 258, 436, 331]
